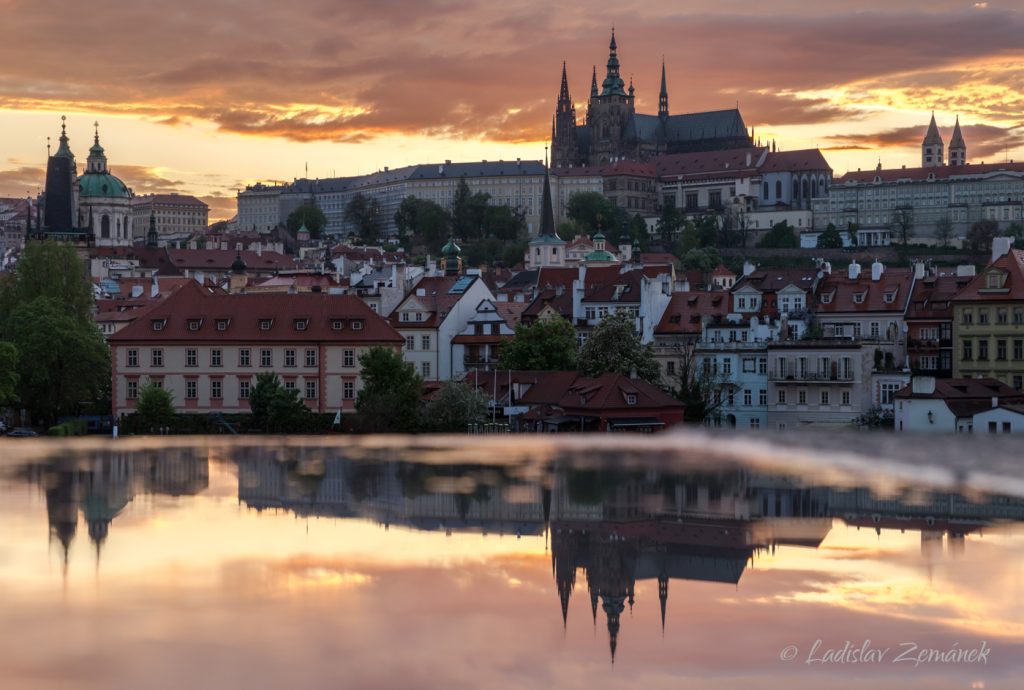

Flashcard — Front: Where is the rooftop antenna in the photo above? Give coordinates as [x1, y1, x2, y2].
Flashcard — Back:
[47, 136, 51, 157]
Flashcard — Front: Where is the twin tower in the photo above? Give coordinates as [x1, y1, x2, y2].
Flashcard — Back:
[922, 113, 967, 168]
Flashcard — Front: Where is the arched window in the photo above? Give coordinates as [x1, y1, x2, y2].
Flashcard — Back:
[762, 182, 769, 200]
[802, 178, 809, 199]
[776, 180, 783, 199]
[793, 180, 800, 200]
[811, 179, 818, 197]
[101, 214, 110, 239]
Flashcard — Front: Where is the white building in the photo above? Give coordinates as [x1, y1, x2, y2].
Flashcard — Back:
[131, 194, 209, 245]
[236, 183, 286, 233]
[894, 376, 1024, 432]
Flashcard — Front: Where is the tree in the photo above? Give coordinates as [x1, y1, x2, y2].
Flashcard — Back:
[452, 178, 491, 240]
[499, 317, 578, 371]
[817, 223, 843, 249]
[394, 196, 451, 251]
[680, 247, 721, 273]
[0, 341, 17, 406]
[556, 221, 580, 241]
[566, 192, 623, 234]
[286, 203, 327, 239]
[344, 193, 382, 242]
[247, 372, 315, 432]
[668, 344, 730, 424]
[422, 381, 489, 432]
[967, 219, 998, 256]
[624, 213, 649, 250]
[757, 221, 799, 248]
[890, 207, 914, 249]
[578, 311, 661, 385]
[0, 241, 94, 330]
[5, 297, 110, 425]
[656, 201, 682, 244]
[482, 204, 525, 241]
[355, 346, 423, 433]
[934, 216, 954, 248]
[135, 383, 175, 433]
[1008, 221, 1024, 245]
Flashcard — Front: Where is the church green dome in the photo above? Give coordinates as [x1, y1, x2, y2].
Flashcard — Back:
[79, 172, 131, 199]
[442, 237, 461, 256]
[585, 249, 616, 263]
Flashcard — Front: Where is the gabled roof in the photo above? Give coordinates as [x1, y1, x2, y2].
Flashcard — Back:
[837, 161, 1024, 184]
[388, 275, 478, 329]
[732, 268, 817, 295]
[655, 147, 764, 179]
[814, 267, 913, 314]
[655, 291, 729, 336]
[109, 280, 401, 344]
[895, 377, 1019, 400]
[905, 271, 971, 321]
[167, 248, 293, 272]
[952, 250, 1024, 302]
[520, 372, 684, 412]
[759, 149, 832, 173]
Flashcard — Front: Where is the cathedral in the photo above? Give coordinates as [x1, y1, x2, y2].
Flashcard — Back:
[35, 117, 134, 247]
[551, 31, 753, 168]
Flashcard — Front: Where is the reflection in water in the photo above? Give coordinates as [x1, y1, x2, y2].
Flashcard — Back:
[10, 445, 1024, 667]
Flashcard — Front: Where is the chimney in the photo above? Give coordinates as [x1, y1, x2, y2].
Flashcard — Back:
[956, 264, 976, 278]
[911, 376, 936, 395]
[745, 152, 752, 167]
[992, 236, 1014, 264]
[743, 261, 756, 277]
[913, 261, 925, 280]
[871, 260, 884, 281]
[256, 244, 262, 256]
[992, 396, 999, 409]
[848, 261, 861, 280]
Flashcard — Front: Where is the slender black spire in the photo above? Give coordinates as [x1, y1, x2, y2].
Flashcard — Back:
[658, 575, 669, 634]
[559, 61, 571, 104]
[146, 206, 158, 248]
[541, 167, 556, 238]
[601, 29, 626, 97]
[658, 58, 669, 119]
[590, 65, 598, 98]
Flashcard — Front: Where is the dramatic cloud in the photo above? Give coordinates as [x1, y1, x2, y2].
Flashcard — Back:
[825, 123, 1024, 162]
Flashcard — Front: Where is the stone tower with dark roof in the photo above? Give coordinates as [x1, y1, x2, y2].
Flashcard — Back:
[948, 116, 967, 167]
[922, 113, 945, 168]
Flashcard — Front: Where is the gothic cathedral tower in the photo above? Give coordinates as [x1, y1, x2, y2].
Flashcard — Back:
[922, 113, 944, 168]
[948, 116, 967, 167]
[587, 30, 635, 166]
[551, 62, 579, 169]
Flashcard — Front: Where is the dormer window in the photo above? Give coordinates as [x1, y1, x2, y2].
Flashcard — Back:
[853, 293, 865, 305]
[625, 393, 638, 406]
[884, 292, 896, 304]
[187, 318, 202, 331]
[331, 319, 344, 331]
[151, 319, 166, 331]
[401, 312, 410, 322]
[294, 319, 309, 331]
[215, 319, 230, 331]
[351, 320, 363, 331]
[415, 312, 423, 322]
[259, 318, 273, 331]
[821, 293, 833, 304]
[986, 271, 1003, 289]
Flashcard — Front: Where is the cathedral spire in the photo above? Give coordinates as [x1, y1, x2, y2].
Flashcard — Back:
[147, 206, 159, 248]
[922, 111, 944, 168]
[590, 65, 598, 98]
[601, 29, 626, 97]
[949, 115, 967, 166]
[559, 61, 571, 104]
[54, 115, 74, 159]
[658, 58, 669, 119]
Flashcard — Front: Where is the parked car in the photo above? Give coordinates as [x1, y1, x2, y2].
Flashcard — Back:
[6, 427, 39, 437]
[0, 420, 7, 434]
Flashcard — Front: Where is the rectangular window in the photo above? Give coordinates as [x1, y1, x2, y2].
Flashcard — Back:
[870, 322, 880, 338]
[211, 379, 222, 399]
[758, 357, 767, 375]
[186, 380, 197, 399]
[421, 335, 431, 350]
[127, 380, 138, 399]
[285, 349, 296, 367]
[759, 389, 767, 406]
[127, 349, 138, 367]
[343, 381, 355, 400]
[798, 390, 807, 405]
[151, 349, 163, 367]
[989, 421, 998, 434]
[239, 379, 251, 400]
[1015, 340, 1024, 361]
[186, 348, 197, 367]
[211, 349, 222, 367]
[842, 391, 851, 406]
[343, 350, 355, 367]
[963, 340, 973, 361]
[666, 361, 676, 376]
[978, 339, 989, 361]
[777, 390, 786, 404]
[962, 309, 973, 325]
[421, 362, 431, 378]
[979, 309, 989, 325]
[743, 389, 752, 406]
[239, 349, 251, 367]
[305, 380, 317, 400]
[749, 418, 760, 429]
[305, 349, 317, 367]
[821, 390, 830, 406]
[1015, 308, 1023, 324]
[1014, 375, 1023, 391]
[722, 359, 732, 375]
[260, 349, 272, 367]
[997, 308, 1008, 325]
[997, 339, 1007, 361]
[284, 380, 296, 391]
[406, 336, 415, 351]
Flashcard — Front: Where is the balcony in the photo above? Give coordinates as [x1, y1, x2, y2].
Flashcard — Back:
[769, 372, 855, 384]
[908, 338, 952, 350]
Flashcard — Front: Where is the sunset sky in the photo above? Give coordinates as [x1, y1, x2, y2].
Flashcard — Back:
[2, 0, 1024, 220]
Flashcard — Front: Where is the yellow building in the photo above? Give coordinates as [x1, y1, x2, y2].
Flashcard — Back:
[952, 241, 1024, 390]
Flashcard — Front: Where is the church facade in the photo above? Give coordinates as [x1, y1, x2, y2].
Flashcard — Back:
[551, 32, 753, 169]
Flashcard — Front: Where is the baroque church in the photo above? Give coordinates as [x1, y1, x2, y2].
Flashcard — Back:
[34, 117, 134, 247]
[551, 31, 753, 168]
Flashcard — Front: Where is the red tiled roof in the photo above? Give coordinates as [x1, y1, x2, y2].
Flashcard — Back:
[109, 280, 402, 344]
[655, 291, 729, 335]
[598, 160, 656, 177]
[837, 161, 1024, 185]
[905, 271, 972, 321]
[520, 372, 684, 412]
[522, 288, 573, 320]
[494, 300, 528, 327]
[952, 250, 1024, 302]
[655, 147, 764, 180]
[733, 268, 817, 294]
[760, 149, 832, 173]
[168, 248, 293, 272]
[253, 274, 344, 289]
[388, 275, 477, 329]
[894, 377, 1021, 400]
[814, 267, 913, 314]
[712, 264, 735, 277]
[638, 252, 677, 266]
